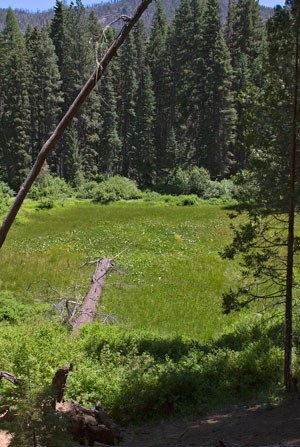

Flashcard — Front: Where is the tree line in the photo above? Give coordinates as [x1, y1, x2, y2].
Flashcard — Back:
[0, 0, 286, 193]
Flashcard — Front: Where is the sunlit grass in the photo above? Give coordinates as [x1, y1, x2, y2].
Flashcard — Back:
[0, 199, 240, 339]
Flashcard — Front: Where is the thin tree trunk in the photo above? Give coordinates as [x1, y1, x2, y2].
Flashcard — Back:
[0, 0, 153, 249]
[284, 25, 299, 392]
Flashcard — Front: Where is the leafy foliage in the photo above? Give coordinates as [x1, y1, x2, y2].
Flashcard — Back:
[28, 171, 73, 201]
[93, 176, 143, 204]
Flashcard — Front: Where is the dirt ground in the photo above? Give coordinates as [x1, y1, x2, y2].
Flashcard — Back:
[1, 399, 300, 447]
[120, 399, 300, 447]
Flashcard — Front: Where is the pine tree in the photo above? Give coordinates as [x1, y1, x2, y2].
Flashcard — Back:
[50, 0, 66, 76]
[226, 0, 265, 169]
[147, 2, 173, 178]
[0, 32, 7, 178]
[172, 0, 204, 163]
[1, 9, 31, 190]
[129, 21, 156, 187]
[192, 0, 236, 176]
[54, 0, 102, 181]
[118, 32, 138, 177]
[26, 25, 63, 169]
[222, 0, 300, 391]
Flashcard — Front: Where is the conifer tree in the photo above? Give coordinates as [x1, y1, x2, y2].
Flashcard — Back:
[0, 32, 7, 178]
[118, 32, 138, 176]
[26, 25, 63, 169]
[1, 8, 31, 190]
[56, 1, 102, 181]
[50, 0, 66, 76]
[226, 0, 265, 169]
[222, 0, 300, 391]
[132, 21, 156, 186]
[172, 0, 204, 162]
[193, 0, 236, 176]
[96, 26, 121, 175]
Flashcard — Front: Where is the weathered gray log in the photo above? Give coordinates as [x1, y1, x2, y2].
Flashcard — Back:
[0, 0, 153, 250]
[72, 258, 111, 334]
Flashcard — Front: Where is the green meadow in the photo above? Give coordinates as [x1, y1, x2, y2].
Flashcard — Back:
[0, 199, 239, 339]
[0, 200, 283, 428]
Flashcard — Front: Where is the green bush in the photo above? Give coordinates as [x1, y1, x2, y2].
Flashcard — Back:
[142, 191, 163, 202]
[0, 181, 14, 212]
[28, 173, 73, 201]
[188, 167, 211, 196]
[67, 320, 283, 422]
[203, 180, 223, 199]
[0, 291, 28, 323]
[35, 198, 54, 210]
[218, 179, 237, 198]
[176, 194, 199, 206]
[0, 315, 283, 426]
[165, 168, 190, 195]
[93, 176, 143, 204]
[76, 180, 99, 199]
[163, 167, 236, 200]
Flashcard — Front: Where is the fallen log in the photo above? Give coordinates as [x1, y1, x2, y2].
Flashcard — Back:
[72, 258, 112, 334]
[56, 400, 121, 446]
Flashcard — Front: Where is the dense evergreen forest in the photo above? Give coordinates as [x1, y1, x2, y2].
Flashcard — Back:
[0, 0, 273, 33]
[0, 0, 278, 193]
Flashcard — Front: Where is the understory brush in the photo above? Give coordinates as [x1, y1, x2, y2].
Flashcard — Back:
[28, 171, 74, 207]
[0, 315, 283, 427]
[93, 176, 143, 204]
[0, 181, 14, 214]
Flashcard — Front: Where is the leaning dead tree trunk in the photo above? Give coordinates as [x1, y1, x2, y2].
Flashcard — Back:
[0, 0, 153, 249]
[72, 258, 112, 334]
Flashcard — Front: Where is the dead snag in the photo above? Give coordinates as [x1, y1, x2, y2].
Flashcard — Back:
[72, 258, 112, 334]
[52, 364, 74, 403]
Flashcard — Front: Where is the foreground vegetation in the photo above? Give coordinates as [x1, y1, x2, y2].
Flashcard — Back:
[0, 198, 287, 441]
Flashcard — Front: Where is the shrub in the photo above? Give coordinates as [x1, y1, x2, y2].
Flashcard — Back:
[36, 198, 54, 210]
[76, 180, 99, 199]
[68, 321, 282, 422]
[0, 181, 14, 212]
[93, 176, 143, 204]
[188, 167, 211, 196]
[28, 172, 73, 201]
[218, 179, 237, 198]
[0, 291, 28, 323]
[142, 191, 163, 202]
[203, 180, 223, 199]
[165, 168, 190, 195]
[176, 194, 199, 206]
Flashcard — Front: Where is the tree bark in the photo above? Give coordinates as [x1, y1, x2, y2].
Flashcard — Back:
[72, 258, 111, 334]
[284, 24, 299, 392]
[0, 0, 153, 249]
[0, 371, 19, 385]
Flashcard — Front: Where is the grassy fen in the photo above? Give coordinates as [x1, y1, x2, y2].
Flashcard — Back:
[0, 199, 239, 339]
[0, 200, 284, 426]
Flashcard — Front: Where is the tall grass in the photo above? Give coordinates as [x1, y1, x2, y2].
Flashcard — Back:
[0, 200, 239, 339]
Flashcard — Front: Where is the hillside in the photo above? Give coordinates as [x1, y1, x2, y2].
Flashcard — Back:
[0, 0, 273, 31]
